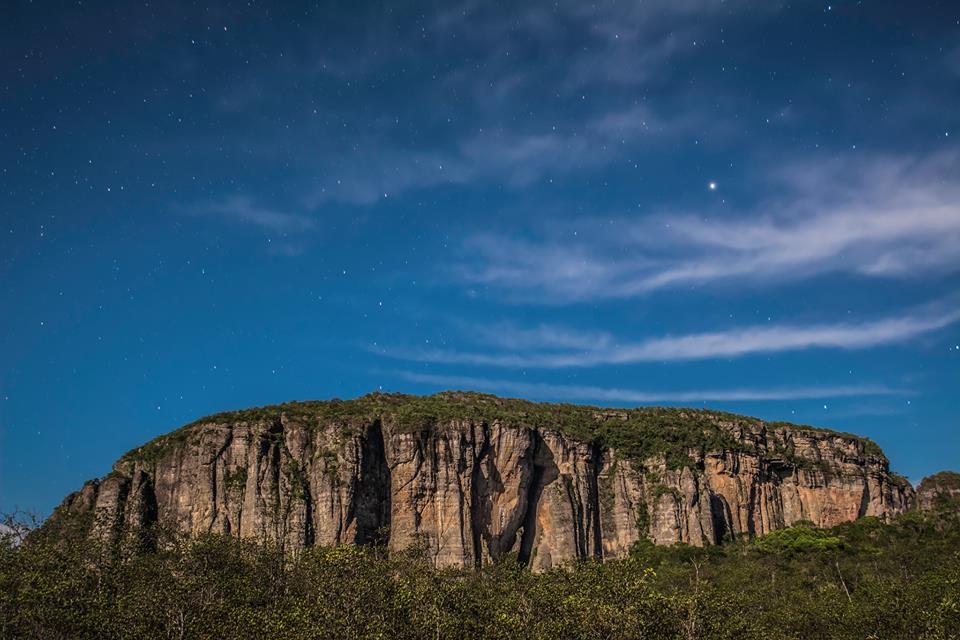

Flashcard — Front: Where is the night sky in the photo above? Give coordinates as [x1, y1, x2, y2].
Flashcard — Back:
[2, 1, 959, 517]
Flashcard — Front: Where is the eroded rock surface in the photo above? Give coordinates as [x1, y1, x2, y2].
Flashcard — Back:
[51, 393, 914, 569]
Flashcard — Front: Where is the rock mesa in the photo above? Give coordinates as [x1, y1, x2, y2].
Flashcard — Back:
[52, 392, 914, 570]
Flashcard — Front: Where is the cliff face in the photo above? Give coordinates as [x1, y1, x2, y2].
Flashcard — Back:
[52, 392, 913, 570]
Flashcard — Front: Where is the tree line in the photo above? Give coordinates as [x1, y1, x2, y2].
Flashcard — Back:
[2, 501, 958, 639]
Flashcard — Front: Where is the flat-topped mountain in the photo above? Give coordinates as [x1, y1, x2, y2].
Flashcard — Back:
[52, 391, 914, 569]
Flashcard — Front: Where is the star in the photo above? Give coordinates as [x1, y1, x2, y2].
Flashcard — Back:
[708, 181, 717, 190]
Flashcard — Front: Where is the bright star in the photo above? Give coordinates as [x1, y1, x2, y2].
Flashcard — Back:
[708, 181, 717, 190]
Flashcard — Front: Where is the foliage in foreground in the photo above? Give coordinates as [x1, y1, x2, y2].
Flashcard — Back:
[2, 507, 959, 639]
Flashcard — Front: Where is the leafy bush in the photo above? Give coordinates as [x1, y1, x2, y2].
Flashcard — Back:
[3, 507, 959, 639]
[752, 522, 844, 556]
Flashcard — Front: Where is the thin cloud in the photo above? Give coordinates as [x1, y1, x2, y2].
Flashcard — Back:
[302, 104, 704, 208]
[460, 153, 960, 301]
[189, 195, 316, 232]
[196, 2, 759, 210]
[437, 1, 772, 92]
[396, 371, 906, 403]
[470, 323, 613, 352]
[382, 304, 960, 368]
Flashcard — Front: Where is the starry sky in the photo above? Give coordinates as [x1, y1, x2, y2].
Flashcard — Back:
[2, 0, 959, 517]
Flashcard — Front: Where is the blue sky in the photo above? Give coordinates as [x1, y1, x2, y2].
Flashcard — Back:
[1, 0, 958, 517]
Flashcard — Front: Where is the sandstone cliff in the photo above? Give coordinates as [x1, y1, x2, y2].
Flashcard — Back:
[51, 392, 914, 570]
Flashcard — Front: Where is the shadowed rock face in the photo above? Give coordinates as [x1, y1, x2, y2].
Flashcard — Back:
[51, 393, 914, 570]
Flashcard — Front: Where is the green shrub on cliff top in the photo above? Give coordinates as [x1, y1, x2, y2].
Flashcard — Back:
[920, 471, 960, 493]
[119, 391, 887, 473]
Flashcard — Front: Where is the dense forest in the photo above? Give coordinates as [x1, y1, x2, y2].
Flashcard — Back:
[2, 496, 959, 640]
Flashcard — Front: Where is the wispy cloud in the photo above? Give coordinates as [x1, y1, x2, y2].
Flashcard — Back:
[189, 195, 316, 232]
[301, 104, 705, 208]
[396, 371, 906, 403]
[382, 303, 960, 368]
[197, 2, 746, 212]
[435, 0, 772, 93]
[459, 153, 960, 300]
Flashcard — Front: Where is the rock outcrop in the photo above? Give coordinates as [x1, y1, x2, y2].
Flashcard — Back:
[50, 392, 914, 570]
[916, 471, 960, 511]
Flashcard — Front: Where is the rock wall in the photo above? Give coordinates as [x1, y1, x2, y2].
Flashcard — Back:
[53, 406, 914, 570]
